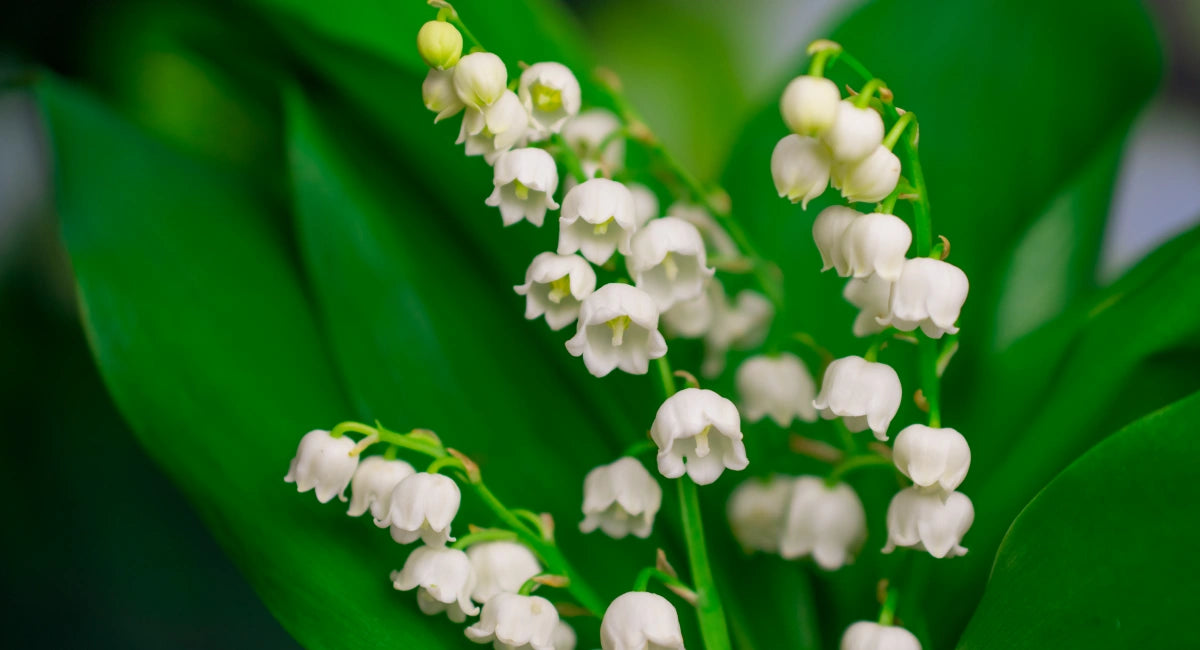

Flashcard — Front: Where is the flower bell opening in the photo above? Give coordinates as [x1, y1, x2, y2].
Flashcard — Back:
[531, 83, 563, 113]
[607, 314, 631, 345]
[593, 216, 614, 235]
[547, 276, 572, 304]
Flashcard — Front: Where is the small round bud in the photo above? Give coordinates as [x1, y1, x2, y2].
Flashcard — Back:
[780, 75, 841, 136]
[822, 100, 885, 163]
[417, 21, 463, 70]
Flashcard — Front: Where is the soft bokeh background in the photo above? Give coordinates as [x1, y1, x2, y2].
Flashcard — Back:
[1, 0, 1197, 647]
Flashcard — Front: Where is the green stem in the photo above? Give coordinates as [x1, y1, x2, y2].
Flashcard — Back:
[833, 419, 858, 454]
[882, 111, 916, 150]
[878, 587, 900, 626]
[440, 7, 484, 52]
[622, 439, 658, 458]
[450, 528, 518, 550]
[854, 78, 885, 109]
[426, 454, 464, 475]
[551, 132, 589, 183]
[633, 567, 692, 593]
[826, 454, 894, 486]
[518, 577, 540, 596]
[807, 49, 836, 78]
[655, 356, 676, 399]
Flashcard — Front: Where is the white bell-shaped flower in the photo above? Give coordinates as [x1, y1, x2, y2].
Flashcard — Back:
[562, 108, 624, 172]
[423, 68, 464, 123]
[514, 252, 597, 331]
[822, 101, 885, 163]
[553, 621, 577, 650]
[628, 217, 715, 310]
[486, 148, 560, 227]
[391, 545, 479, 622]
[892, 425, 971, 493]
[466, 541, 543, 604]
[837, 145, 901, 204]
[379, 472, 461, 546]
[843, 274, 893, 338]
[780, 477, 867, 570]
[841, 213, 912, 281]
[580, 457, 663, 539]
[284, 429, 358, 504]
[780, 75, 841, 136]
[736, 353, 818, 427]
[727, 475, 794, 553]
[565, 283, 668, 377]
[600, 592, 686, 650]
[661, 279, 718, 339]
[812, 205, 861, 275]
[458, 90, 529, 163]
[453, 51, 508, 109]
[346, 456, 415, 519]
[629, 183, 659, 229]
[702, 288, 774, 377]
[651, 387, 749, 485]
[671, 202, 740, 259]
[519, 62, 582, 137]
[465, 593, 560, 650]
[558, 178, 638, 265]
[883, 487, 974, 558]
[772, 134, 832, 209]
[878, 258, 969, 339]
[841, 621, 922, 650]
[812, 356, 902, 441]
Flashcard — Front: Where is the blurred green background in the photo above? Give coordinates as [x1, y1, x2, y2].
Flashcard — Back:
[2, 0, 1200, 648]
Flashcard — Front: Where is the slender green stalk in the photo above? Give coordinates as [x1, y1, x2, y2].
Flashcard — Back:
[551, 132, 589, 183]
[878, 587, 900, 626]
[633, 567, 692, 593]
[853, 78, 886, 109]
[826, 454, 894, 486]
[451, 528, 518, 550]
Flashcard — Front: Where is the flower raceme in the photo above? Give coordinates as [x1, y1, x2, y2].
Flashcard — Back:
[600, 592, 686, 650]
[580, 457, 663, 539]
[465, 593, 561, 650]
[565, 283, 667, 377]
[284, 429, 358, 504]
[514, 252, 597, 331]
[391, 545, 479, 623]
[813, 355, 903, 441]
[627, 216, 715, 310]
[486, 148, 560, 227]
[651, 387, 749, 485]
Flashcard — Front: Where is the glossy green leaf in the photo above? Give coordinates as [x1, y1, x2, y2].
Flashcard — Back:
[956, 391, 1200, 648]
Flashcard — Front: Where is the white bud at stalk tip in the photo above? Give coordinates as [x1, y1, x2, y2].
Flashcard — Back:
[627, 217, 715, 310]
[651, 387, 749, 485]
[836, 145, 901, 204]
[878, 258, 969, 339]
[416, 20, 463, 70]
[822, 100, 885, 163]
[466, 541, 543, 604]
[844, 274, 893, 338]
[346, 456, 415, 519]
[727, 475, 794, 553]
[841, 213, 912, 281]
[391, 545, 479, 622]
[423, 69, 465, 123]
[514, 252, 597, 331]
[519, 62, 582, 137]
[457, 90, 529, 163]
[378, 471, 461, 546]
[453, 51, 508, 109]
[600, 592, 686, 650]
[562, 108, 625, 173]
[565, 283, 667, 377]
[813, 355, 902, 441]
[558, 178, 638, 265]
[812, 205, 862, 276]
[841, 621, 922, 650]
[780, 75, 841, 136]
[892, 425, 971, 493]
[465, 593, 560, 650]
[284, 429, 359, 504]
[736, 353, 817, 427]
[580, 457, 663, 539]
[772, 134, 832, 209]
[884, 487, 974, 558]
[780, 476, 867, 570]
[486, 148, 560, 227]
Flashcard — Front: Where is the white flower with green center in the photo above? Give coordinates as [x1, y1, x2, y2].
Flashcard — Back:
[391, 545, 479, 623]
[878, 258, 969, 339]
[283, 429, 359, 504]
[558, 178, 638, 265]
[892, 424, 971, 493]
[457, 90, 529, 164]
[600, 592, 686, 650]
[884, 487, 974, 558]
[486, 148, 560, 227]
[466, 540, 542, 604]
[772, 134, 832, 209]
[346, 456, 415, 519]
[780, 476, 867, 570]
[565, 283, 667, 377]
[727, 474, 794, 553]
[702, 288, 774, 377]
[835, 144, 901, 204]
[518, 62, 582, 137]
[514, 252, 597, 331]
[651, 387, 749, 485]
[580, 457, 663, 539]
[841, 621, 922, 650]
[465, 593, 560, 650]
[841, 213, 913, 281]
[736, 353, 818, 427]
[627, 216, 715, 310]
[843, 274, 893, 337]
[822, 100, 885, 163]
[377, 471, 460, 546]
[812, 355, 902, 441]
[422, 68, 464, 123]
[813, 205, 862, 275]
[563, 108, 625, 174]
[452, 51, 508, 109]
[780, 75, 841, 137]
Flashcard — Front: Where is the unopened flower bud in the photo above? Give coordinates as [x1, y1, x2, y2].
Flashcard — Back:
[565, 283, 667, 377]
[837, 145, 901, 204]
[736, 353, 817, 427]
[486, 148, 560, 226]
[727, 475, 794, 553]
[422, 68, 465, 123]
[892, 424, 971, 493]
[514, 252, 596, 331]
[453, 51, 508, 108]
[841, 213, 912, 281]
[417, 20, 463, 70]
[519, 62, 582, 136]
[813, 355, 902, 440]
[771, 134, 832, 209]
[581, 457, 662, 539]
[822, 100, 884, 163]
[780, 476, 867, 570]
[651, 387, 749, 485]
[600, 592, 686, 650]
[878, 258, 968, 339]
[812, 206, 861, 275]
[628, 217, 715, 310]
[841, 621, 922, 650]
[780, 75, 841, 136]
[465, 593, 560, 650]
[884, 487, 974, 558]
[284, 429, 358, 503]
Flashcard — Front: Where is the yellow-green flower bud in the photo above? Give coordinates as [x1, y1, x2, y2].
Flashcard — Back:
[417, 20, 463, 70]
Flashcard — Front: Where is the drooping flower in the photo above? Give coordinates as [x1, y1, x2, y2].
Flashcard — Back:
[702, 288, 774, 377]
[466, 540, 543, 604]
[558, 178, 638, 265]
[580, 457, 663, 539]
[822, 100, 884, 163]
[780, 75, 841, 136]
[779, 476, 867, 570]
[772, 134, 832, 209]
[840, 621, 922, 650]
[843, 274, 893, 338]
[661, 278, 719, 339]
[553, 621, 577, 650]
[812, 205, 861, 275]
[727, 475, 794, 553]
[284, 429, 359, 504]
[562, 108, 624, 173]
[346, 456, 415, 519]
[651, 387, 749, 485]
[518, 62, 582, 137]
[422, 68, 465, 123]
[391, 545, 479, 622]
[736, 353, 818, 427]
[878, 258, 969, 339]
[627, 217, 715, 310]
[884, 487, 974, 558]
[416, 20, 463, 70]
[453, 51, 508, 109]
[628, 183, 660, 229]
[841, 213, 912, 281]
[485, 148, 560, 227]
[836, 145, 901, 204]
[465, 593, 560, 650]
[812, 355, 902, 441]
[600, 592, 686, 650]
[565, 283, 668, 377]
[514, 252, 597, 331]
[671, 202, 740, 259]
[378, 472, 461, 546]
[457, 90, 529, 163]
[892, 425, 971, 493]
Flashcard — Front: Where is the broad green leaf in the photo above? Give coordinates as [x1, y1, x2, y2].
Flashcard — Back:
[956, 391, 1200, 648]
